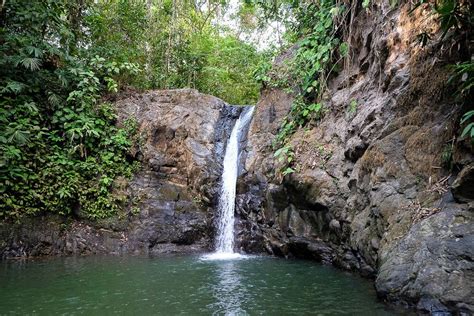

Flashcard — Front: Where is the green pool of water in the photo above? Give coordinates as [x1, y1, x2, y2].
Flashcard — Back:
[0, 254, 398, 315]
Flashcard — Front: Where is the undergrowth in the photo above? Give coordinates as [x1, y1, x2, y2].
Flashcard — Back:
[0, 2, 141, 221]
[412, 0, 473, 141]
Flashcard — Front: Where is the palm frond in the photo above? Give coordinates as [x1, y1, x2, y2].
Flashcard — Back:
[20, 57, 42, 71]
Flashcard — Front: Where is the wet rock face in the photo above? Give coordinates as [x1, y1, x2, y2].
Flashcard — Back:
[236, 3, 473, 314]
[0, 89, 238, 258]
[114, 90, 242, 255]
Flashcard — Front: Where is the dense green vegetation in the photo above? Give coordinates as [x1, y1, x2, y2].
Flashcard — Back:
[0, 1, 143, 219]
[85, 0, 263, 104]
[0, 0, 264, 220]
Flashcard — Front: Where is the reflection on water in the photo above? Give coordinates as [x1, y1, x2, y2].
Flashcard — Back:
[0, 255, 401, 315]
[209, 261, 247, 316]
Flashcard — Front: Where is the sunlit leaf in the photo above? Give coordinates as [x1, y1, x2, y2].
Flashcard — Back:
[20, 58, 42, 71]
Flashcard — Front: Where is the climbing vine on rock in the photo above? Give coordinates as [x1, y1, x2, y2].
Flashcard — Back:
[293, 0, 343, 137]
[253, 0, 345, 174]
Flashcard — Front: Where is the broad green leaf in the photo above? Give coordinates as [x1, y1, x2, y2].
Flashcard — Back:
[461, 123, 474, 138]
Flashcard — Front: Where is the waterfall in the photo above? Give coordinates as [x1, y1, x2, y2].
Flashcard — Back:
[213, 106, 255, 257]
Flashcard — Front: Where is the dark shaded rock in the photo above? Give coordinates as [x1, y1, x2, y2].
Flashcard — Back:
[344, 136, 368, 162]
[287, 237, 334, 264]
[417, 297, 450, 315]
[452, 163, 474, 203]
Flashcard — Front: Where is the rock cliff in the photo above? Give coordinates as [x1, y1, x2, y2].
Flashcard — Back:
[0, 89, 238, 257]
[236, 2, 473, 314]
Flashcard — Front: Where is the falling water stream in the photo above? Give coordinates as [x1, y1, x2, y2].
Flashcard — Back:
[205, 106, 255, 260]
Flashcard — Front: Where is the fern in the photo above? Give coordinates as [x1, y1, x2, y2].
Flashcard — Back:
[47, 93, 62, 107]
[26, 46, 43, 58]
[7, 129, 30, 145]
[20, 57, 41, 71]
[1, 81, 26, 94]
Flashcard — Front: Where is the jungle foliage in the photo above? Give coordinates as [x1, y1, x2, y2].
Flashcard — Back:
[0, 1, 144, 220]
[85, 0, 263, 104]
[1, 0, 472, 219]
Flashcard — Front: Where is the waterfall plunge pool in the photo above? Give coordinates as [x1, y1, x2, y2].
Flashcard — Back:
[0, 254, 401, 315]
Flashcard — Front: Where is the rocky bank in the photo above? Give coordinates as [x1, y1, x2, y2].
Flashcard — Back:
[235, 2, 473, 314]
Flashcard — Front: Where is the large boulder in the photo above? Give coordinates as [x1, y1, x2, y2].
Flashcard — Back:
[376, 204, 474, 313]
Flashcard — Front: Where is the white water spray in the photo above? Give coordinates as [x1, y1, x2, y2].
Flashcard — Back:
[207, 106, 254, 259]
